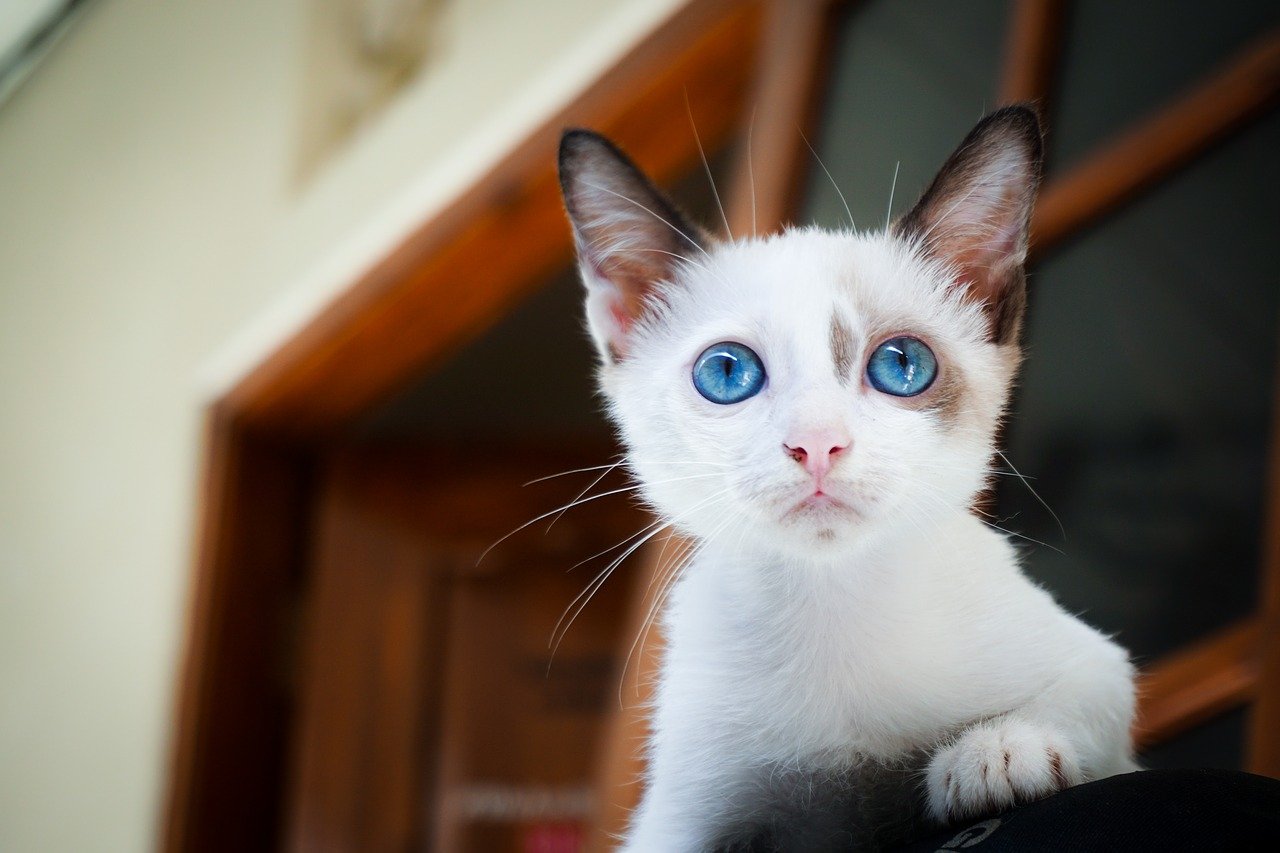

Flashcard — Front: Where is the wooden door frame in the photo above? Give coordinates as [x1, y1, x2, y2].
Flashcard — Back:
[161, 2, 765, 849]
[162, 0, 1280, 848]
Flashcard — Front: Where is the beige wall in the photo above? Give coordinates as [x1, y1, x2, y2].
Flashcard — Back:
[0, 0, 681, 848]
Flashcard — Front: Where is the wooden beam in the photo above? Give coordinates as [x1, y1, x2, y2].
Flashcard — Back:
[162, 413, 315, 852]
[1032, 27, 1280, 256]
[224, 0, 762, 435]
[1134, 617, 1261, 751]
[724, 0, 843, 236]
[1248, 353, 1280, 778]
[996, 0, 1067, 108]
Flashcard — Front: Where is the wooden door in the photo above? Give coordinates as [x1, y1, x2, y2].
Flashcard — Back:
[283, 445, 646, 852]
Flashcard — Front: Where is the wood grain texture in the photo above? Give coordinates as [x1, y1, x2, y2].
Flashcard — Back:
[225, 0, 762, 435]
[1032, 27, 1280, 257]
[1135, 617, 1261, 751]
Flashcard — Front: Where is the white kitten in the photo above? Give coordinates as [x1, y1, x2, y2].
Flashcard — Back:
[558, 107, 1137, 851]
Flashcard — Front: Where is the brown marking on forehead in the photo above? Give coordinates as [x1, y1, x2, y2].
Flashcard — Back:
[830, 315, 856, 384]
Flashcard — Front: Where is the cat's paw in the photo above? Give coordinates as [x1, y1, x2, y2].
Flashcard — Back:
[925, 718, 1081, 822]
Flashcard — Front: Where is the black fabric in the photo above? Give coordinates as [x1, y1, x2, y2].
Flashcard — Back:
[894, 769, 1280, 852]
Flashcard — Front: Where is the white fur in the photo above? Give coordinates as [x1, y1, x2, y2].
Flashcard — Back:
[574, 225, 1138, 850]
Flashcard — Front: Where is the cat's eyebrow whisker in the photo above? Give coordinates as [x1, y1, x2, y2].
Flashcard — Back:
[800, 127, 854, 232]
[629, 247, 740, 294]
[686, 90, 732, 240]
[885, 160, 900, 231]
[747, 104, 759, 238]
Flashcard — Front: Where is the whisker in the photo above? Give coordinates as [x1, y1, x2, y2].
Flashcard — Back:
[997, 450, 1066, 540]
[522, 459, 623, 486]
[544, 462, 623, 533]
[800, 127, 853, 231]
[580, 180, 714, 263]
[570, 515, 669, 572]
[885, 160, 900, 231]
[686, 91, 732, 240]
[747, 105, 758, 238]
[547, 483, 734, 667]
[627, 504, 741, 700]
[549, 518, 670, 664]
[478, 476, 701, 566]
[501, 472, 731, 559]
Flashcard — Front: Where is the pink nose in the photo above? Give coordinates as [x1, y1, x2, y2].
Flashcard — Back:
[783, 429, 850, 479]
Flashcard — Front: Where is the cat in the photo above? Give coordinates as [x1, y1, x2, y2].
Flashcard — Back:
[557, 106, 1137, 851]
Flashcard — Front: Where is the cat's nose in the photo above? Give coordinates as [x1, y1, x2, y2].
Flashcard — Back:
[783, 429, 850, 479]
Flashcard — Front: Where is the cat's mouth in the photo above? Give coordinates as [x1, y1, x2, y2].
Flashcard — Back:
[782, 490, 859, 522]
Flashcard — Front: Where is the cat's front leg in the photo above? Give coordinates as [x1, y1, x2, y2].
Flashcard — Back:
[925, 637, 1136, 822]
[924, 716, 1082, 821]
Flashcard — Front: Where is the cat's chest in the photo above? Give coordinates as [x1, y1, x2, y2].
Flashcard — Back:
[666, 562, 959, 755]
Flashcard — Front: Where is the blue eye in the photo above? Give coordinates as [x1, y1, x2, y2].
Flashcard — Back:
[693, 342, 766, 404]
[867, 336, 937, 397]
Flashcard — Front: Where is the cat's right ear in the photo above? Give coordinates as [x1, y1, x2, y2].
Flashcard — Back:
[559, 129, 708, 362]
[894, 106, 1043, 345]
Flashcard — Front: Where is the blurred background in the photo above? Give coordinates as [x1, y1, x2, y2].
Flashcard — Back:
[1, 1, 1277, 851]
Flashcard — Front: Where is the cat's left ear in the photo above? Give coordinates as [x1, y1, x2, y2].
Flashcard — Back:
[894, 106, 1043, 344]
[559, 129, 710, 362]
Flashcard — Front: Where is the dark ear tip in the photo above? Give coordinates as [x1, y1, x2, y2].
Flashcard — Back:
[559, 128, 597, 171]
[560, 127, 599, 152]
[558, 128, 632, 192]
[977, 104, 1044, 161]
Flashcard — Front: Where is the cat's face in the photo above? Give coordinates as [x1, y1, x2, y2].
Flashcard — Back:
[559, 109, 1042, 560]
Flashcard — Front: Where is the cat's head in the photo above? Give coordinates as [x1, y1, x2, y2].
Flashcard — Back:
[559, 107, 1042, 560]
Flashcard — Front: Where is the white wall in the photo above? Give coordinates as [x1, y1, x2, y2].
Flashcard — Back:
[0, 0, 682, 848]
